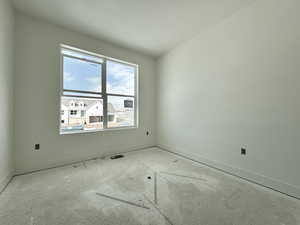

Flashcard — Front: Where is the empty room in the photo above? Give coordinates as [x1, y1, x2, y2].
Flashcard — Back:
[1, 0, 300, 224]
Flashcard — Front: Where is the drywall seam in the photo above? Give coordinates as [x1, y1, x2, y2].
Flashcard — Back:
[157, 144, 300, 200]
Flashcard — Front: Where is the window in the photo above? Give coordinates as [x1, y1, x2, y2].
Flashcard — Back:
[70, 110, 77, 115]
[60, 45, 138, 134]
[108, 115, 115, 122]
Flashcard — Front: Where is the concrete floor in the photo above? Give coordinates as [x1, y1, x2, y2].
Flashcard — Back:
[1, 147, 300, 225]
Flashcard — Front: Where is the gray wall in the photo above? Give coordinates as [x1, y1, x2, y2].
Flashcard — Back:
[14, 13, 157, 174]
[157, 0, 300, 198]
[0, 0, 15, 191]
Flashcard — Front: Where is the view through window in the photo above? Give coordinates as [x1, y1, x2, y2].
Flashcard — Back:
[60, 46, 137, 134]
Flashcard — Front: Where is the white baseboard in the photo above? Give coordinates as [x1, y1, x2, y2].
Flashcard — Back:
[157, 144, 300, 200]
[0, 172, 14, 194]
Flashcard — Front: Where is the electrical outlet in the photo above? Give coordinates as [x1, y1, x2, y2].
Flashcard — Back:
[241, 148, 246, 155]
[146, 131, 150, 136]
[34, 144, 40, 150]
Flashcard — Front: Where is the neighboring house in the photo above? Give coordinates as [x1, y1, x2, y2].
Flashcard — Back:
[60, 98, 116, 129]
[85, 101, 116, 124]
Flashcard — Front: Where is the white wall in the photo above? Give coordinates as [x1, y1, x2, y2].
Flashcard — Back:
[0, 0, 15, 191]
[14, 13, 156, 174]
[157, 0, 300, 198]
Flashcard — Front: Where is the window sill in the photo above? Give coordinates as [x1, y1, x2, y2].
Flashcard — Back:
[59, 126, 138, 135]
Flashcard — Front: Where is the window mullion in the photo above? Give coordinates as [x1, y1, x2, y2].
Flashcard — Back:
[106, 93, 135, 98]
[63, 89, 102, 95]
[102, 59, 108, 129]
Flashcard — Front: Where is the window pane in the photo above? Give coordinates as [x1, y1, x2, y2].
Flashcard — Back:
[108, 96, 134, 128]
[60, 96, 103, 133]
[63, 56, 102, 92]
[107, 60, 135, 96]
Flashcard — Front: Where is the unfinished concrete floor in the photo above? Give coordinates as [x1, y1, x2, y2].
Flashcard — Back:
[1, 147, 300, 225]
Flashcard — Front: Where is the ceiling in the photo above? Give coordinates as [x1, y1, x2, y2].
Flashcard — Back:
[12, 0, 255, 57]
